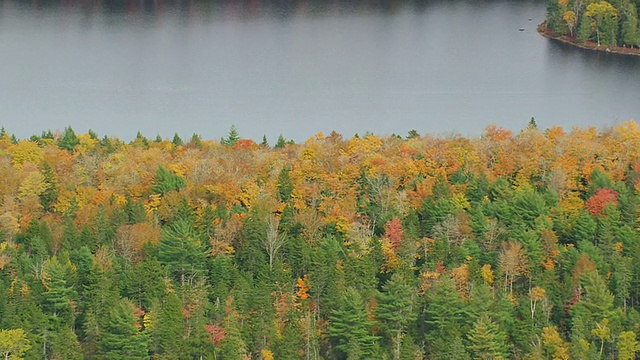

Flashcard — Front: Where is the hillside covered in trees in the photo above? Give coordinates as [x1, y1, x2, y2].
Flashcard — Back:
[3, 122, 640, 359]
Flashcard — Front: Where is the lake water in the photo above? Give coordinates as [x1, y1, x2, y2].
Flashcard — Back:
[1, 0, 639, 142]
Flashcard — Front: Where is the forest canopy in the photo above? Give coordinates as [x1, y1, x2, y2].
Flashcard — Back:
[2, 121, 640, 359]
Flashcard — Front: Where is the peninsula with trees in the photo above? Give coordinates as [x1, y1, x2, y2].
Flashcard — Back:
[541, 0, 640, 55]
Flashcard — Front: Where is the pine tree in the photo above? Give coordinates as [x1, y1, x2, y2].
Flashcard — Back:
[467, 314, 508, 360]
[376, 271, 417, 360]
[97, 300, 150, 360]
[172, 133, 184, 147]
[276, 167, 294, 202]
[222, 125, 240, 147]
[42, 257, 76, 328]
[275, 134, 287, 149]
[58, 126, 79, 151]
[151, 166, 186, 196]
[40, 162, 59, 212]
[425, 276, 470, 342]
[149, 292, 183, 359]
[329, 288, 379, 358]
[218, 298, 247, 360]
[158, 219, 206, 287]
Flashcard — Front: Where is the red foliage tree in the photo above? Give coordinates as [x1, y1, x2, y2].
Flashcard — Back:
[383, 217, 404, 249]
[585, 188, 619, 215]
[204, 324, 226, 345]
[232, 139, 258, 150]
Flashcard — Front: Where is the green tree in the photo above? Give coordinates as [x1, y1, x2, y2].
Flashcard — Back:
[467, 314, 508, 360]
[571, 270, 618, 350]
[274, 134, 287, 149]
[329, 288, 379, 359]
[158, 219, 206, 286]
[222, 125, 240, 147]
[149, 291, 184, 359]
[58, 126, 79, 151]
[577, 14, 594, 42]
[218, 299, 247, 360]
[406, 129, 420, 139]
[49, 327, 82, 360]
[584, 1, 619, 46]
[172, 133, 184, 147]
[126, 258, 166, 309]
[42, 257, 76, 328]
[276, 167, 294, 202]
[97, 300, 150, 360]
[189, 133, 202, 148]
[39, 162, 59, 212]
[151, 166, 186, 196]
[425, 276, 471, 343]
[621, 2, 640, 46]
[376, 271, 417, 360]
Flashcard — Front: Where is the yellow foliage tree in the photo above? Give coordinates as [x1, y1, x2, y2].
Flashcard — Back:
[9, 140, 43, 168]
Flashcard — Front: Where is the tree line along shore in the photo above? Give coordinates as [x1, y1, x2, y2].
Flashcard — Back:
[3, 121, 640, 359]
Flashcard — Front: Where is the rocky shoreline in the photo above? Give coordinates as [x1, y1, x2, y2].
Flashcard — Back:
[537, 21, 640, 57]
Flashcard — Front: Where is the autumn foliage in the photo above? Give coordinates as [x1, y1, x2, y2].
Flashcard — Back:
[585, 188, 619, 215]
[2, 122, 640, 359]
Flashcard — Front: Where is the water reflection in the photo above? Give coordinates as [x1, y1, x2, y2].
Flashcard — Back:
[2, 0, 426, 19]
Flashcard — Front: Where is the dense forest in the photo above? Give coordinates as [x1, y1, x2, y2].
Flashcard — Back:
[2, 121, 640, 359]
[546, 0, 640, 47]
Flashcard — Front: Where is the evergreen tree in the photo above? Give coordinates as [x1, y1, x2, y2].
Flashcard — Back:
[376, 271, 417, 360]
[571, 270, 618, 347]
[218, 300, 247, 360]
[328, 288, 379, 359]
[467, 314, 508, 360]
[58, 126, 79, 151]
[42, 257, 76, 328]
[172, 133, 184, 147]
[274, 134, 287, 149]
[126, 258, 166, 309]
[276, 167, 294, 202]
[97, 300, 150, 360]
[152, 166, 186, 196]
[49, 327, 83, 360]
[222, 125, 240, 147]
[149, 291, 184, 359]
[40, 162, 59, 212]
[424, 276, 471, 343]
[158, 219, 207, 287]
[189, 133, 202, 148]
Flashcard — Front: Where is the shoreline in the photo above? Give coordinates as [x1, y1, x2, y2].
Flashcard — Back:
[537, 22, 640, 57]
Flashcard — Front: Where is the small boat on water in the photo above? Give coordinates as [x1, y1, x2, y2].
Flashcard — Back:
[519, 28, 525, 31]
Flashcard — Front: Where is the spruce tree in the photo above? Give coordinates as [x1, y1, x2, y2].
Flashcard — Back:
[376, 271, 417, 360]
[329, 288, 379, 359]
[97, 300, 150, 360]
[467, 314, 508, 360]
[58, 126, 79, 151]
[151, 166, 186, 196]
[158, 219, 206, 287]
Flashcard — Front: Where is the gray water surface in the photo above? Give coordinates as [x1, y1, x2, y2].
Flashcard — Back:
[1, 0, 639, 141]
